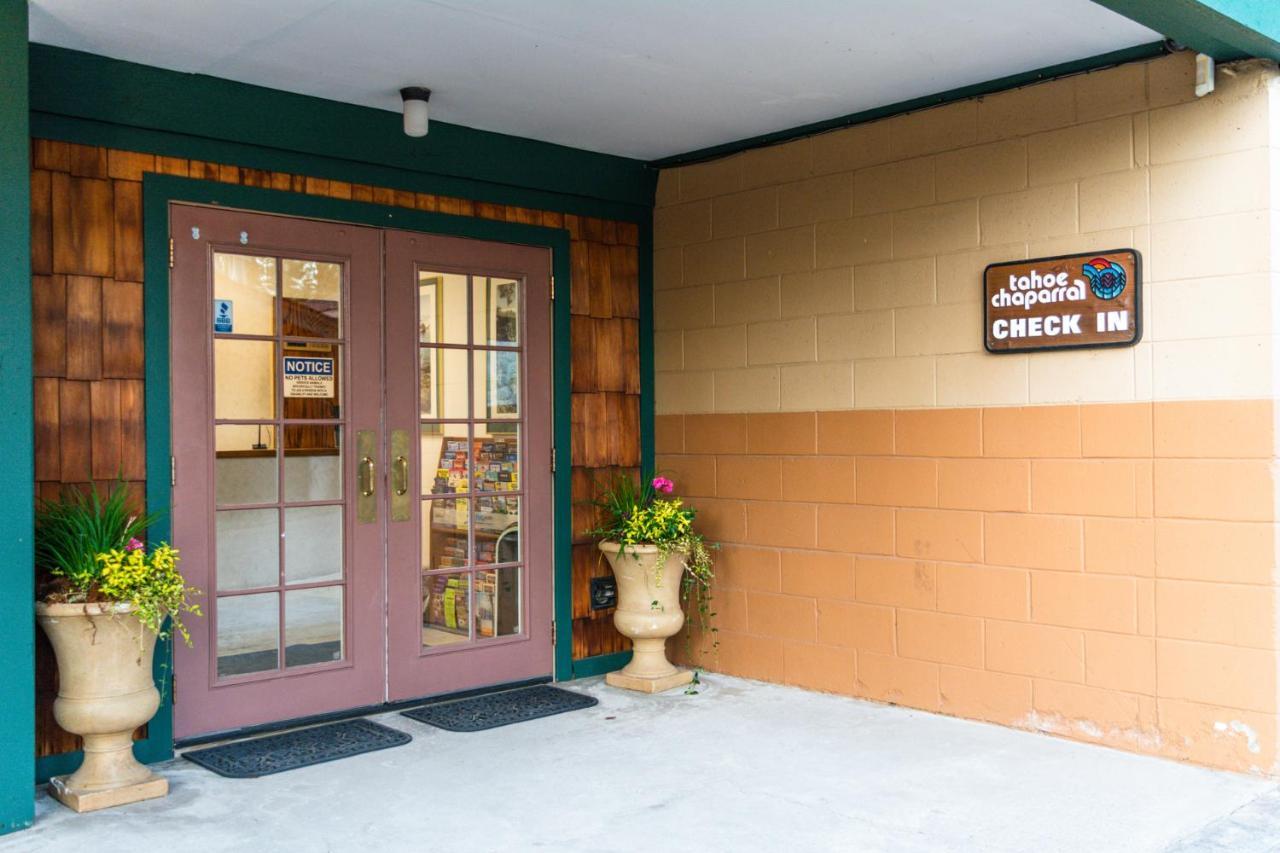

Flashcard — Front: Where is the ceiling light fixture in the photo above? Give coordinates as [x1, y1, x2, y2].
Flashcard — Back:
[400, 87, 432, 137]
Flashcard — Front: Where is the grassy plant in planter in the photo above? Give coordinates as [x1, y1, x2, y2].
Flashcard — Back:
[588, 473, 716, 693]
[35, 481, 201, 813]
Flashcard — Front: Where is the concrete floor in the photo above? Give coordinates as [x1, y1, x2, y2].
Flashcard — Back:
[7, 675, 1278, 852]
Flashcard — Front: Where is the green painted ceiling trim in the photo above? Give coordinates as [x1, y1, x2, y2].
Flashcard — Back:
[0, 0, 33, 835]
[1092, 0, 1280, 61]
[30, 112, 650, 225]
[29, 44, 657, 210]
[652, 41, 1168, 168]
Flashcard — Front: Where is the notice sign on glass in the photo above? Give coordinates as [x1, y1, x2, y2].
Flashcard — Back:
[283, 356, 335, 398]
[984, 249, 1141, 353]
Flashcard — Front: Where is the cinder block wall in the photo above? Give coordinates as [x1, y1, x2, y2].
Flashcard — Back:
[653, 51, 1280, 774]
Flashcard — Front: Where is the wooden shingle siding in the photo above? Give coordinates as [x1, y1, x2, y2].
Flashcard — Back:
[31, 138, 640, 755]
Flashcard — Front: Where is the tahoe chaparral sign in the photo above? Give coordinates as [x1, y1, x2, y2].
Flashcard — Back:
[984, 249, 1141, 353]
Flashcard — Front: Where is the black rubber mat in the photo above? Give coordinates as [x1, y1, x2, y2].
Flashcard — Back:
[183, 718, 411, 778]
[401, 684, 597, 732]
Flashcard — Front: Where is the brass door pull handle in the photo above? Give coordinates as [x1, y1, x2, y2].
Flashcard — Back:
[389, 429, 411, 522]
[393, 455, 409, 496]
[355, 431, 377, 524]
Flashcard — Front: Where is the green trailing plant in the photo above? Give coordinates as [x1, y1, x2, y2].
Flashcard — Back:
[684, 669, 702, 696]
[36, 481, 201, 644]
[586, 472, 717, 652]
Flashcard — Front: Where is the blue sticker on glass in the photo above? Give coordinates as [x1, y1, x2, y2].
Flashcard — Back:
[213, 299, 234, 333]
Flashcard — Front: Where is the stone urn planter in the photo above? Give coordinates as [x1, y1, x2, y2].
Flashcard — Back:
[36, 601, 168, 812]
[599, 541, 694, 693]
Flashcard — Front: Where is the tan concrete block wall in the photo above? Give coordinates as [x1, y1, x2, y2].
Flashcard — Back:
[653, 53, 1280, 774]
[653, 53, 1280, 413]
[661, 400, 1279, 774]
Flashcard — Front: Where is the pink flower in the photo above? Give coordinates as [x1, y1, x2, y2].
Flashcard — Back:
[651, 476, 675, 494]
[126, 538, 144, 552]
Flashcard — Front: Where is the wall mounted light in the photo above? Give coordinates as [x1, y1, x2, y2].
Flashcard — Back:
[400, 87, 432, 137]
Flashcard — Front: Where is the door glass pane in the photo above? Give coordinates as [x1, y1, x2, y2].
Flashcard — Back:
[421, 347, 466, 419]
[424, 432, 470, 495]
[424, 498, 469, 570]
[216, 508, 278, 591]
[199, 239, 360, 687]
[475, 496, 519, 564]
[418, 272, 467, 345]
[473, 277, 520, 347]
[215, 339, 276, 420]
[215, 424, 277, 506]
[285, 586, 343, 667]
[420, 424, 461, 495]
[473, 349, 519, 419]
[475, 566, 520, 638]
[284, 505, 343, 584]
[412, 263, 528, 652]
[282, 343, 341, 420]
[282, 259, 342, 338]
[472, 423, 519, 494]
[213, 253, 276, 336]
[422, 572, 470, 647]
[284, 425, 343, 502]
[217, 592, 279, 677]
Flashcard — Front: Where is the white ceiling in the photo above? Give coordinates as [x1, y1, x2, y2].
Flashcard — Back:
[29, 0, 1161, 161]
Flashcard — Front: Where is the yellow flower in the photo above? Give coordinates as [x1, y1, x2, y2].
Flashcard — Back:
[620, 498, 695, 545]
[92, 542, 200, 644]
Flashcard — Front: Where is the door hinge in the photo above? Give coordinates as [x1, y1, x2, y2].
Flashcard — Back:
[170, 456, 176, 487]
[550, 447, 556, 473]
[550, 275, 555, 301]
[168, 238, 175, 269]
[551, 620, 557, 646]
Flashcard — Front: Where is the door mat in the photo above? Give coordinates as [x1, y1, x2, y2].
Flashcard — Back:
[183, 718, 411, 778]
[401, 684, 598, 732]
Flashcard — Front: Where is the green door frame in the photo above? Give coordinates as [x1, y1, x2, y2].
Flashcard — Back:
[38, 172, 599, 778]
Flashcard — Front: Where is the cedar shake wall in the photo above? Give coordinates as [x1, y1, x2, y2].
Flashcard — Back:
[655, 52, 1280, 774]
[31, 139, 641, 757]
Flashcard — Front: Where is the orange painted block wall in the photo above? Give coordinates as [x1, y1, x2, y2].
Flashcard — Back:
[662, 401, 1278, 774]
[654, 51, 1280, 774]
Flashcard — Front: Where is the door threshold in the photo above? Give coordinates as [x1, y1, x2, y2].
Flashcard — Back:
[175, 675, 552, 749]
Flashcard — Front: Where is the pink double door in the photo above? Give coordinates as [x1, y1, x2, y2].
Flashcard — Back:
[170, 205, 553, 739]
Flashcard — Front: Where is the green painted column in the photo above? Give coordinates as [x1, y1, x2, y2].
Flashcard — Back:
[0, 0, 33, 836]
